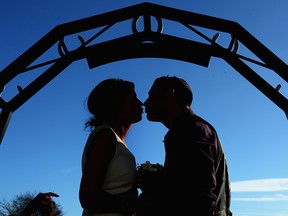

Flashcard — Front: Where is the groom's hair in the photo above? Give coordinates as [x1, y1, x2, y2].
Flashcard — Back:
[153, 76, 193, 106]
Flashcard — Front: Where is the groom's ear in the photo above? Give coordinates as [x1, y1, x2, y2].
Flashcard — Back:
[162, 88, 177, 102]
[165, 87, 175, 96]
[169, 88, 178, 98]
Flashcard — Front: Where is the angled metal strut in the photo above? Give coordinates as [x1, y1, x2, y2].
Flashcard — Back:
[0, 2, 287, 144]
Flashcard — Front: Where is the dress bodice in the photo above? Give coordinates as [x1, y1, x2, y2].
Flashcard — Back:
[81, 124, 137, 216]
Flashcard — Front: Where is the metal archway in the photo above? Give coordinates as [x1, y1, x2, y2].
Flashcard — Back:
[0, 2, 287, 144]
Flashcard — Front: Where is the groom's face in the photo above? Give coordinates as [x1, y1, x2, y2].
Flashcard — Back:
[144, 84, 167, 122]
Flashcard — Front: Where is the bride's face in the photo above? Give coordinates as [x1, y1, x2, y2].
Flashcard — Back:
[118, 87, 143, 124]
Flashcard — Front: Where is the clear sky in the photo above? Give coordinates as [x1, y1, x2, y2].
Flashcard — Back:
[1, 1, 288, 215]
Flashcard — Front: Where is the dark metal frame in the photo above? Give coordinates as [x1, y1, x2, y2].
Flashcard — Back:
[0, 2, 287, 144]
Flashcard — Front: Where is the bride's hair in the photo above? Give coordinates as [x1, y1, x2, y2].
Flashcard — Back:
[84, 78, 134, 130]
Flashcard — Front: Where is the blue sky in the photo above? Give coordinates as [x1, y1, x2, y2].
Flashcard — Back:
[0, 1, 288, 215]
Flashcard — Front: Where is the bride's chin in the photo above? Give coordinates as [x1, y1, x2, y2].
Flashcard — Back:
[133, 116, 143, 123]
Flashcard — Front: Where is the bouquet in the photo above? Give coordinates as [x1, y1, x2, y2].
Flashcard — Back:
[136, 161, 164, 192]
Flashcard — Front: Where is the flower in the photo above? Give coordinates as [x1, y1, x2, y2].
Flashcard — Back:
[137, 161, 163, 172]
[136, 161, 163, 192]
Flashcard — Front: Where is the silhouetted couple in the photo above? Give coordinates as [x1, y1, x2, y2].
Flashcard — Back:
[79, 76, 232, 216]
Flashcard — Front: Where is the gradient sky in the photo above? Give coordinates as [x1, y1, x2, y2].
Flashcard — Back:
[1, 1, 287, 216]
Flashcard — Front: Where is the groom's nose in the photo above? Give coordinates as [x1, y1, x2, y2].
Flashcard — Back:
[143, 99, 148, 107]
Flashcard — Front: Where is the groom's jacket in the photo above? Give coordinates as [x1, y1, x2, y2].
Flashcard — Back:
[159, 109, 232, 216]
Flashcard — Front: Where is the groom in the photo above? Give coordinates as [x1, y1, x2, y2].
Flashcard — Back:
[137, 76, 232, 216]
